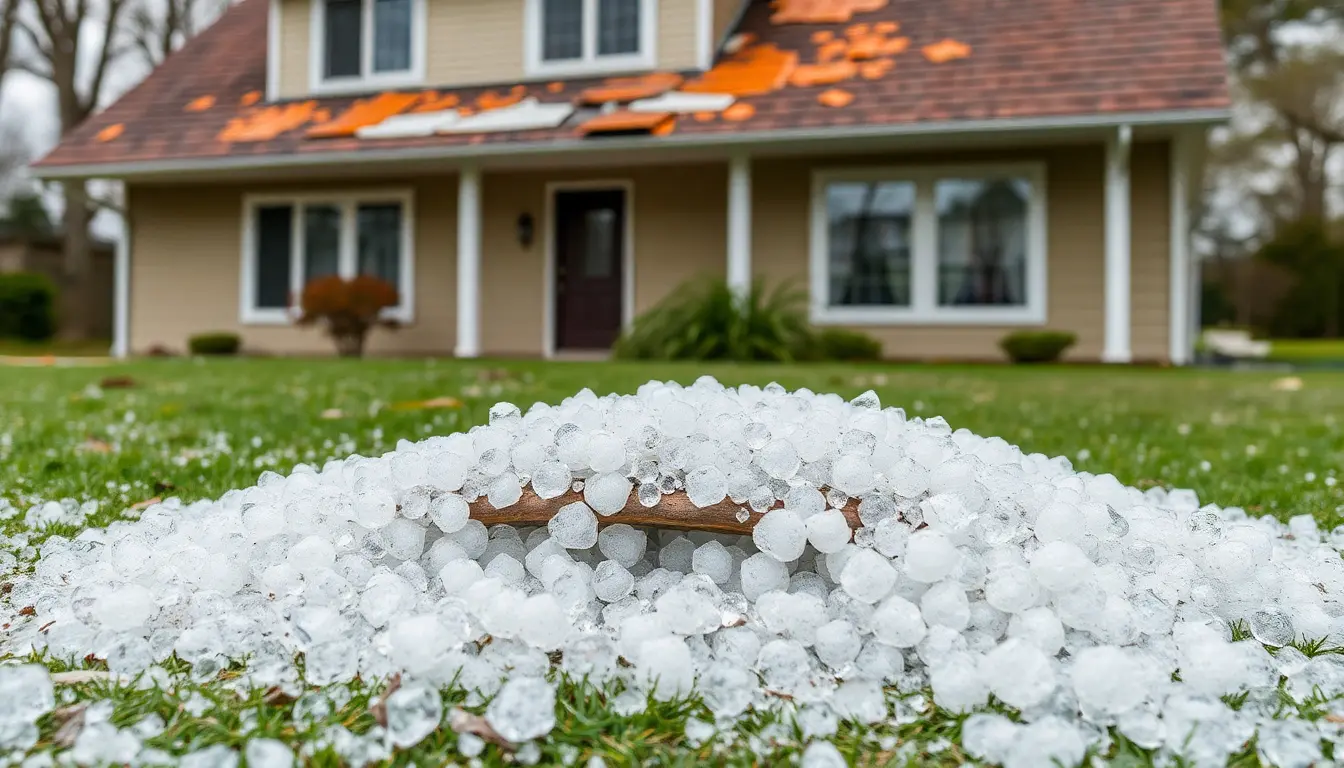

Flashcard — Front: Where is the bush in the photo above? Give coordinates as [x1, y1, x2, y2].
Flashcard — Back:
[795, 327, 883, 362]
[1256, 218, 1344, 338]
[999, 330, 1077, 364]
[188, 332, 242, 356]
[0, 272, 57, 341]
[614, 277, 813, 362]
[296, 275, 400, 357]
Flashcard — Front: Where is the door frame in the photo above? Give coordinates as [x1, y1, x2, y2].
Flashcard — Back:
[543, 179, 636, 358]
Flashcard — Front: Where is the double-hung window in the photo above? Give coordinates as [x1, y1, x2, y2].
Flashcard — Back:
[242, 191, 415, 324]
[314, 0, 423, 93]
[527, 0, 656, 77]
[811, 164, 1048, 325]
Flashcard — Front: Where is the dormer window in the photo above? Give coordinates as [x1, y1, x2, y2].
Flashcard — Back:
[526, 0, 656, 77]
[312, 0, 425, 94]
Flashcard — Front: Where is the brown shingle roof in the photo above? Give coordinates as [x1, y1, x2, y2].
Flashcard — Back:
[35, 0, 1230, 174]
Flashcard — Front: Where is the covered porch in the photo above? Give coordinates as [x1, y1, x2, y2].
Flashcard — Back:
[117, 125, 1203, 363]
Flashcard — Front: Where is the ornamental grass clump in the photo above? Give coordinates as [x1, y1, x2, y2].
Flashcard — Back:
[296, 275, 400, 357]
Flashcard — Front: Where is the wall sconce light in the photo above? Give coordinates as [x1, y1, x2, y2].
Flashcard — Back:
[517, 213, 535, 249]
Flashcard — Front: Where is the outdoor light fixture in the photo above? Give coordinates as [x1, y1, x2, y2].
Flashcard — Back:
[517, 213, 535, 248]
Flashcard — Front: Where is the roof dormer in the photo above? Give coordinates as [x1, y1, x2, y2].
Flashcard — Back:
[523, 0, 656, 79]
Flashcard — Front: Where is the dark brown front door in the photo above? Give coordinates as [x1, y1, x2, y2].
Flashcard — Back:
[554, 189, 625, 351]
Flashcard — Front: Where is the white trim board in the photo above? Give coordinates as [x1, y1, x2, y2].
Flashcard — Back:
[34, 109, 1231, 181]
[265, 0, 281, 101]
[808, 162, 1049, 327]
[239, 188, 417, 326]
[308, 0, 427, 96]
[543, 180, 636, 359]
[524, 0, 658, 79]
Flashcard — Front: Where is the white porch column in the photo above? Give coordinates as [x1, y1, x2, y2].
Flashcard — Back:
[1104, 125, 1133, 363]
[727, 153, 752, 296]
[111, 215, 131, 359]
[1168, 131, 1193, 365]
[456, 165, 482, 358]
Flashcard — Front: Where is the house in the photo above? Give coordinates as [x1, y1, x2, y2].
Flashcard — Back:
[32, 0, 1230, 362]
[0, 225, 116, 340]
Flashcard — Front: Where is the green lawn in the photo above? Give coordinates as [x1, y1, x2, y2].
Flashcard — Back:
[2, 359, 1344, 765]
[1270, 338, 1344, 364]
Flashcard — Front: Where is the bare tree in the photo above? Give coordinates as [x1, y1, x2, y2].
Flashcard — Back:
[123, 0, 227, 68]
[11, 0, 130, 339]
[0, 0, 18, 88]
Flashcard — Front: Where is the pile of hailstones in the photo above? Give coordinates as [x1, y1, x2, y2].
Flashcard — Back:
[5, 378, 1344, 767]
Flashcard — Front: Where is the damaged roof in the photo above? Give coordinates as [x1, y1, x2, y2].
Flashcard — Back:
[34, 0, 1230, 175]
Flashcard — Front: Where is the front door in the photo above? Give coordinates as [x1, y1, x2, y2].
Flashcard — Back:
[554, 189, 626, 351]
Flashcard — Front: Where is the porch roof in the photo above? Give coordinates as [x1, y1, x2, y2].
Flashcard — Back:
[34, 0, 1230, 179]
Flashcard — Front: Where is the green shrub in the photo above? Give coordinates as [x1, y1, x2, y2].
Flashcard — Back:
[999, 330, 1077, 364]
[188, 332, 242, 356]
[614, 277, 812, 362]
[0, 272, 57, 341]
[795, 327, 883, 362]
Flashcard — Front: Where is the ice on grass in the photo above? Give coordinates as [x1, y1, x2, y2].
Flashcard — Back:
[6, 376, 1344, 767]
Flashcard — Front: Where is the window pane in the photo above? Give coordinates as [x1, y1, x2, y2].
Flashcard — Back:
[304, 205, 342, 286]
[542, 0, 584, 61]
[324, 0, 362, 78]
[826, 182, 914, 307]
[936, 179, 1030, 307]
[373, 0, 412, 72]
[598, 0, 640, 56]
[583, 208, 617, 278]
[254, 206, 293, 310]
[358, 203, 402, 297]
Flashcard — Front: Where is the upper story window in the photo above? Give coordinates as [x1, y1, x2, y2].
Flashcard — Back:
[313, 0, 424, 94]
[526, 0, 656, 77]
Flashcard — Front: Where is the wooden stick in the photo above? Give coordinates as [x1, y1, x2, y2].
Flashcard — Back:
[468, 489, 863, 536]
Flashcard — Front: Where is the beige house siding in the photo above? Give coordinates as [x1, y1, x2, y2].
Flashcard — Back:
[126, 143, 1173, 361]
[276, 0, 704, 100]
[277, 0, 310, 99]
[713, 0, 745, 49]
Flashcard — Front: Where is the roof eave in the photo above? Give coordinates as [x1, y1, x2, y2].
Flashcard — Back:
[31, 107, 1232, 181]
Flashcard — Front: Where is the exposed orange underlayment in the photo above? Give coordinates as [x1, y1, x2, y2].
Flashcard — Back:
[306, 92, 421, 138]
[576, 110, 676, 136]
[577, 73, 684, 105]
[924, 38, 972, 63]
[546, 81, 565, 94]
[219, 102, 318, 142]
[95, 124, 124, 142]
[476, 85, 528, 111]
[818, 88, 855, 107]
[771, 0, 888, 25]
[239, 91, 262, 107]
[411, 92, 461, 113]
[184, 95, 216, 112]
[684, 44, 798, 96]
[791, 60, 858, 87]
[723, 103, 756, 121]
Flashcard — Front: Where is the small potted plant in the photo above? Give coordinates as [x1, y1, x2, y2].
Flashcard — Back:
[295, 275, 400, 357]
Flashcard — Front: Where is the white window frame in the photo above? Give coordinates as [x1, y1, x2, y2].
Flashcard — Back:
[309, 0, 426, 96]
[809, 163, 1049, 326]
[524, 0, 658, 78]
[240, 190, 417, 326]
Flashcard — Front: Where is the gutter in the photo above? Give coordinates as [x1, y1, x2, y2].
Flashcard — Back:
[31, 107, 1231, 181]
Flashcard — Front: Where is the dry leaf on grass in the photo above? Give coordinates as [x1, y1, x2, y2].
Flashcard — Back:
[320, 408, 345, 419]
[52, 704, 87, 748]
[369, 673, 402, 727]
[1273, 376, 1304, 391]
[390, 397, 463, 411]
[51, 670, 112, 685]
[98, 376, 137, 389]
[79, 438, 114, 454]
[130, 497, 162, 512]
[448, 708, 515, 750]
[262, 686, 297, 706]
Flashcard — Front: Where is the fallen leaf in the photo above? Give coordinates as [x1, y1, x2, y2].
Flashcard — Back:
[19, 606, 35, 616]
[130, 497, 162, 512]
[263, 686, 297, 706]
[370, 673, 402, 727]
[80, 438, 113, 454]
[390, 397, 462, 411]
[52, 704, 87, 748]
[320, 408, 345, 419]
[153, 480, 176, 493]
[449, 708, 515, 751]
[99, 375, 136, 389]
[1328, 714, 1344, 724]
[1272, 376, 1303, 391]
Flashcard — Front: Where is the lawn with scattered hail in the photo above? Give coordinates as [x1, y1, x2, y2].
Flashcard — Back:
[1, 358, 1343, 767]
